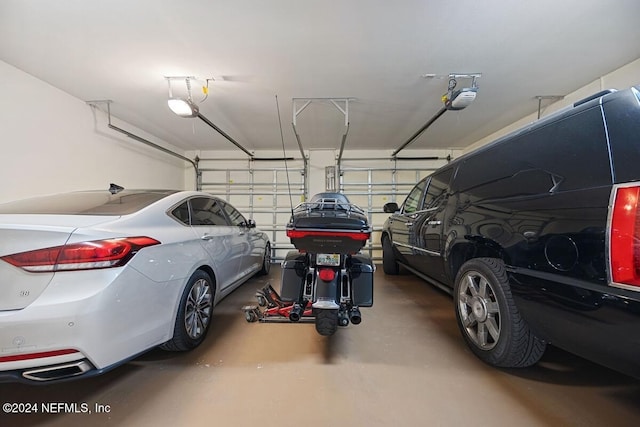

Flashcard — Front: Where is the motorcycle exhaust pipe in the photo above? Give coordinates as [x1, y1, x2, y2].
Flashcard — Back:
[349, 307, 362, 325]
[338, 310, 350, 327]
[289, 304, 303, 322]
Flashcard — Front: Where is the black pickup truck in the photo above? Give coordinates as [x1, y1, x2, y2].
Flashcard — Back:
[382, 86, 640, 378]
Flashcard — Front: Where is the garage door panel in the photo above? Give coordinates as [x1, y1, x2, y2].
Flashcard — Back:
[340, 162, 448, 261]
[198, 161, 307, 262]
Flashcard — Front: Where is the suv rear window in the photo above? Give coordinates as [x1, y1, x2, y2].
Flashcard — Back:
[0, 190, 178, 215]
[454, 106, 610, 197]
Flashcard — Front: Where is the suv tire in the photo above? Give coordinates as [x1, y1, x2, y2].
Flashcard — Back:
[454, 258, 546, 368]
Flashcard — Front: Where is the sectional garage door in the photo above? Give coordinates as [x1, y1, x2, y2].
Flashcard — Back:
[198, 158, 307, 262]
[198, 157, 449, 263]
[338, 159, 447, 261]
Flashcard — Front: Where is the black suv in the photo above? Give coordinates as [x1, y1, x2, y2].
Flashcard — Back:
[382, 86, 640, 378]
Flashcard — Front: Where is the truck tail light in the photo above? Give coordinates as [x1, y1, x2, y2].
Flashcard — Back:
[610, 186, 640, 287]
[1, 237, 160, 272]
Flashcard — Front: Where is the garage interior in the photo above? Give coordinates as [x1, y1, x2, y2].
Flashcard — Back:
[2, 1, 640, 426]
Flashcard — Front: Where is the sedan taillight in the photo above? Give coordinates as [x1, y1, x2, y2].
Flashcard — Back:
[1, 237, 160, 272]
[610, 185, 640, 288]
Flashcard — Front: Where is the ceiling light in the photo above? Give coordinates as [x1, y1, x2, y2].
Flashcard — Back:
[164, 75, 252, 157]
[166, 76, 200, 117]
[167, 97, 199, 117]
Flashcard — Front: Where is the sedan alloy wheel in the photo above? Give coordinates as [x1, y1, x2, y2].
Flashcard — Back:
[184, 277, 213, 340]
[162, 270, 215, 351]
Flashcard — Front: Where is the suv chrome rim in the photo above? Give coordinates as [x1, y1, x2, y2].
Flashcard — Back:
[458, 270, 501, 350]
[184, 278, 213, 339]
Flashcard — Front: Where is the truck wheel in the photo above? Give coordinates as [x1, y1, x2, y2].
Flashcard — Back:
[315, 309, 338, 336]
[382, 235, 400, 275]
[454, 258, 546, 368]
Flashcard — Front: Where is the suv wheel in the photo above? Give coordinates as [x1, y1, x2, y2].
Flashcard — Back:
[454, 258, 546, 368]
[382, 235, 400, 275]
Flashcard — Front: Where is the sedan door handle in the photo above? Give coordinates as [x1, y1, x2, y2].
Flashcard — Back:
[405, 222, 413, 227]
[201, 234, 215, 241]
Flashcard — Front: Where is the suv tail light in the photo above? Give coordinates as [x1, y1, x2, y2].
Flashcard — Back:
[1, 237, 160, 272]
[610, 185, 640, 288]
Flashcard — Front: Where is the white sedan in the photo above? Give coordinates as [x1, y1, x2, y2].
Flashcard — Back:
[0, 188, 270, 383]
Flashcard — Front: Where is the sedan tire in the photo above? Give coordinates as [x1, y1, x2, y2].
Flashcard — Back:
[454, 258, 546, 368]
[161, 270, 214, 352]
[258, 243, 271, 276]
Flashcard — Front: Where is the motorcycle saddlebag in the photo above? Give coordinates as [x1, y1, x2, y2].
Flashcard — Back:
[280, 251, 307, 302]
[349, 254, 374, 307]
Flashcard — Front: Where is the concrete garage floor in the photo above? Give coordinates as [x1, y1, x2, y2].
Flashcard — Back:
[3, 265, 640, 427]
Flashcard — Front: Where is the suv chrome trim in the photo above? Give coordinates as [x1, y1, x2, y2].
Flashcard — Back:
[607, 182, 640, 292]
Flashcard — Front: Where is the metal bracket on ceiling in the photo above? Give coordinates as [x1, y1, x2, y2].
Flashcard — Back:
[291, 97, 353, 168]
[165, 75, 216, 105]
[165, 76, 197, 96]
[292, 97, 351, 127]
[447, 73, 482, 82]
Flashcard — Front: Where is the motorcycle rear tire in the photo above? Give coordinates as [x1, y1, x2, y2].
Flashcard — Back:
[315, 309, 338, 336]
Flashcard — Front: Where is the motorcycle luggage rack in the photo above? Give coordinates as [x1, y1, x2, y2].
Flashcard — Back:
[293, 198, 366, 216]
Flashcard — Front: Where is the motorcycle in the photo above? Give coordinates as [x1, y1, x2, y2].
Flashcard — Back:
[279, 192, 374, 336]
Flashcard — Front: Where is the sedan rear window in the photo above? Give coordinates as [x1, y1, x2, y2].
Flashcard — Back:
[0, 190, 178, 215]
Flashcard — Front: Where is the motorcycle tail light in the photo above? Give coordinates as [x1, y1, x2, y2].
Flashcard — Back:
[1, 237, 160, 272]
[610, 185, 640, 287]
[286, 229, 370, 241]
[318, 268, 336, 282]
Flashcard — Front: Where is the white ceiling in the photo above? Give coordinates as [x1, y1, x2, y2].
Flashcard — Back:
[1, 0, 640, 157]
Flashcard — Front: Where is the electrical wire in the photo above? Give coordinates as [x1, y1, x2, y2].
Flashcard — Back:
[275, 95, 294, 215]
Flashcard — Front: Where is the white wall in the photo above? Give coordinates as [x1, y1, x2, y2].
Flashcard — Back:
[464, 57, 640, 154]
[0, 61, 187, 203]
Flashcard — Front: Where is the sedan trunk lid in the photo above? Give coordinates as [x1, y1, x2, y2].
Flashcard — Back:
[0, 214, 118, 310]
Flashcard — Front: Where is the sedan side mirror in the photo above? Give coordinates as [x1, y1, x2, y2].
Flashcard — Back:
[383, 202, 399, 213]
[245, 219, 257, 228]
